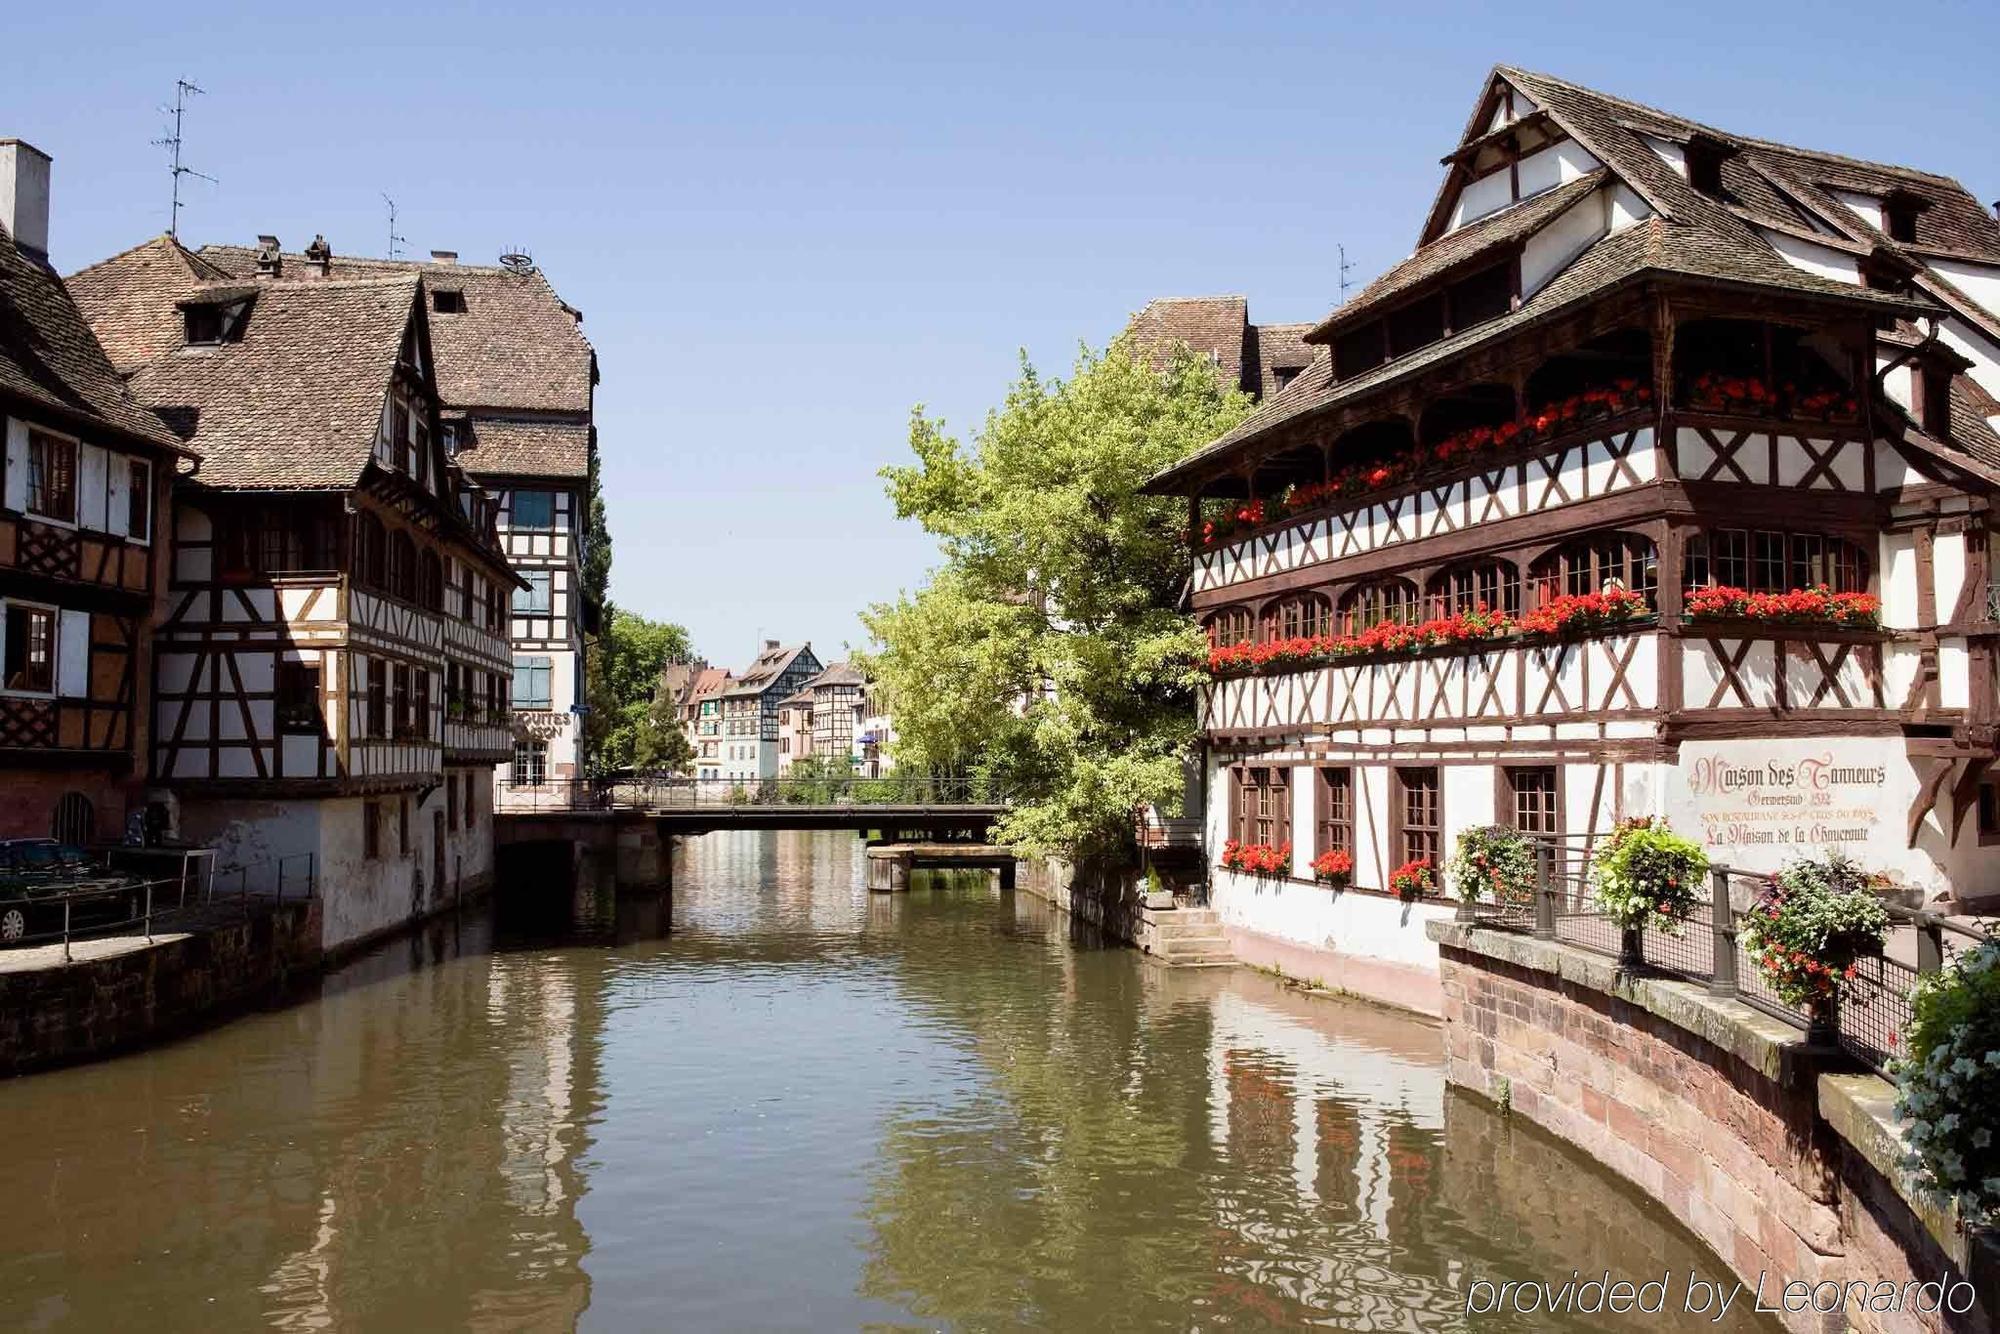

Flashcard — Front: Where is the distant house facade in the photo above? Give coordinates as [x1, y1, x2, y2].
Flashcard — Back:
[0, 141, 190, 858]
[718, 641, 822, 785]
[69, 234, 519, 951]
[185, 240, 600, 809]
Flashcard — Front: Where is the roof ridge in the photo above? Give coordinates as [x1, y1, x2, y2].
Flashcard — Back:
[1499, 65, 1971, 189]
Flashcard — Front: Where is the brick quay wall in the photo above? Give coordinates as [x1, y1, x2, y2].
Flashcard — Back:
[1427, 922, 1996, 1334]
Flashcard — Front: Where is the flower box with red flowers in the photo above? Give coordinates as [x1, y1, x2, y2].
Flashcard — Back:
[1388, 858, 1435, 903]
[1683, 584, 1881, 630]
[1310, 848, 1353, 889]
[1220, 839, 1291, 878]
[1517, 586, 1653, 638]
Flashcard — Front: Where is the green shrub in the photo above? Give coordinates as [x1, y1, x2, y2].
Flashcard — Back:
[1892, 936, 2000, 1221]
[1738, 854, 1888, 1009]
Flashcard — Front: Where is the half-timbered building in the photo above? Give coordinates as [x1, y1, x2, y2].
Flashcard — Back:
[719, 641, 822, 786]
[1147, 68, 2000, 996]
[68, 237, 520, 949]
[188, 242, 599, 809]
[0, 141, 189, 849]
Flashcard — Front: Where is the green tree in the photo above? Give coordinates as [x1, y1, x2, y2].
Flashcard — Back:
[862, 335, 1249, 857]
[632, 692, 696, 773]
[586, 609, 695, 774]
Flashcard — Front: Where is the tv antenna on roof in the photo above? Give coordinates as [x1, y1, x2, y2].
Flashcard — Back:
[383, 194, 408, 259]
[1338, 243, 1356, 305]
[153, 79, 214, 239]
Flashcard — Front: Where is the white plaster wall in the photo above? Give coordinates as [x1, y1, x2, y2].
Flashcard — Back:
[1881, 532, 1920, 629]
[1520, 191, 1608, 299]
[1211, 869, 1454, 973]
[1932, 258, 2000, 324]
[1451, 170, 1514, 230]
[315, 796, 423, 951]
[1516, 139, 1601, 199]
[1763, 229, 1861, 286]
[1355, 764, 1391, 892]
[1641, 134, 1686, 177]
[1938, 316, 2000, 400]
[1608, 182, 1651, 231]
[1933, 530, 1966, 624]
[1290, 768, 1317, 866]
[1830, 188, 1884, 231]
[1442, 765, 1495, 847]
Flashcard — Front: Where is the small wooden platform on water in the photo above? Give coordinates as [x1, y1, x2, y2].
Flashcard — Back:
[865, 842, 1017, 893]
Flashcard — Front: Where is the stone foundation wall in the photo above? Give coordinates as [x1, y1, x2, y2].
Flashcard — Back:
[0, 900, 322, 1076]
[1015, 856, 1141, 943]
[1431, 924, 1996, 1333]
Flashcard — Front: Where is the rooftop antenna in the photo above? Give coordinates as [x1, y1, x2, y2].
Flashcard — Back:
[1337, 243, 1356, 305]
[382, 194, 408, 259]
[153, 79, 214, 239]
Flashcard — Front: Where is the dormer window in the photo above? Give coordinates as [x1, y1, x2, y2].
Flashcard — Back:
[1884, 190, 1928, 244]
[185, 305, 223, 345]
[1919, 364, 1952, 438]
[1684, 134, 1735, 200]
[432, 289, 466, 314]
[182, 296, 251, 347]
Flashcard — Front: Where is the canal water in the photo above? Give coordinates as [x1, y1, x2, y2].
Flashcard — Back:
[0, 831, 1769, 1332]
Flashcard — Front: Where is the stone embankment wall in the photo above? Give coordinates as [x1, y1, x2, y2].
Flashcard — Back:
[1429, 922, 1997, 1334]
[0, 900, 322, 1075]
[1015, 856, 1143, 943]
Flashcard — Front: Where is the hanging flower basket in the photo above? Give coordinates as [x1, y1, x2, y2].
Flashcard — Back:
[1739, 854, 1889, 1012]
[1449, 825, 1537, 906]
[1589, 817, 1708, 934]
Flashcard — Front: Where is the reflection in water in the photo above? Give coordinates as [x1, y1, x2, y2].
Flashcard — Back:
[0, 831, 1768, 1331]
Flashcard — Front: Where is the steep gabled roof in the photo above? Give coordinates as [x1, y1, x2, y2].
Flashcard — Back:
[1129, 296, 1313, 401]
[119, 276, 422, 489]
[1150, 67, 1961, 491]
[2, 224, 182, 450]
[723, 643, 814, 698]
[196, 246, 595, 416]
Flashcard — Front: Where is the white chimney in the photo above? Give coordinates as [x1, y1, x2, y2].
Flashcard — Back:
[0, 139, 53, 260]
[429, 249, 458, 264]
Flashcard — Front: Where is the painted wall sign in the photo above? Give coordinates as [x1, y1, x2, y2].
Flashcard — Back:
[1670, 739, 1905, 870]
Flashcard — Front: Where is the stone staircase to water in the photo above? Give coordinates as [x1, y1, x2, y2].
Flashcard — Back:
[1139, 906, 1236, 968]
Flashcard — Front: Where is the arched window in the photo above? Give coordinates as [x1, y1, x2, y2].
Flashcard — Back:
[358, 515, 387, 590]
[1268, 593, 1333, 640]
[1683, 529, 1868, 594]
[1426, 561, 1521, 618]
[1531, 533, 1658, 606]
[390, 532, 418, 603]
[1203, 606, 1255, 648]
[1338, 578, 1418, 634]
[52, 792, 94, 846]
[420, 550, 445, 611]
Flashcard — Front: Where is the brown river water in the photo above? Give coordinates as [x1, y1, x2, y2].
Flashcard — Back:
[0, 830, 1771, 1332]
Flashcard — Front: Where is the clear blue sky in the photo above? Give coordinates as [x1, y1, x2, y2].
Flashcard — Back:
[7, 1, 1997, 672]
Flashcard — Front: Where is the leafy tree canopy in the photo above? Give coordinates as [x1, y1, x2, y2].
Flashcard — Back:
[862, 335, 1250, 857]
[587, 608, 696, 774]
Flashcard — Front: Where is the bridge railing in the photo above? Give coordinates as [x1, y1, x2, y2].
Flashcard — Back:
[497, 774, 1009, 813]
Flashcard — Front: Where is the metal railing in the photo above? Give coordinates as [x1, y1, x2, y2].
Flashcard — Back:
[0, 852, 316, 963]
[1467, 835, 1991, 1077]
[496, 774, 1009, 813]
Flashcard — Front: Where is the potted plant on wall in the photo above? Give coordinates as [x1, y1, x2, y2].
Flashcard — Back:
[1389, 858, 1435, 904]
[1589, 817, 1710, 968]
[1891, 935, 2000, 1224]
[1449, 825, 1537, 920]
[1739, 853, 1889, 1045]
[1310, 847, 1353, 890]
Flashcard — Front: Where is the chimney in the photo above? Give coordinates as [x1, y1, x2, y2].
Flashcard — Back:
[255, 234, 283, 279]
[429, 249, 457, 264]
[303, 233, 332, 276]
[764, 639, 780, 652]
[0, 139, 53, 261]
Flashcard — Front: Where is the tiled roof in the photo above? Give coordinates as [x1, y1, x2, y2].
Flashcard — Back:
[456, 416, 590, 479]
[1312, 171, 1606, 340]
[2, 225, 181, 450]
[120, 276, 420, 489]
[196, 246, 596, 417]
[1148, 68, 1955, 490]
[723, 644, 814, 697]
[804, 661, 866, 689]
[687, 667, 732, 702]
[65, 235, 234, 376]
[1129, 296, 1313, 401]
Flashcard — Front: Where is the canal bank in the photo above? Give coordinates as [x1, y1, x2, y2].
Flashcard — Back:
[0, 829, 1784, 1330]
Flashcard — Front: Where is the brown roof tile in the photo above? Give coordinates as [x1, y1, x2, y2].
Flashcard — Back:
[65, 235, 233, 376]
[455, 416, 590, 479]
[119, 276, 419, 489]
[1129, 296, 1312, 401]
[3, 226, 182, 450]
[197, 246, 596, 421]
